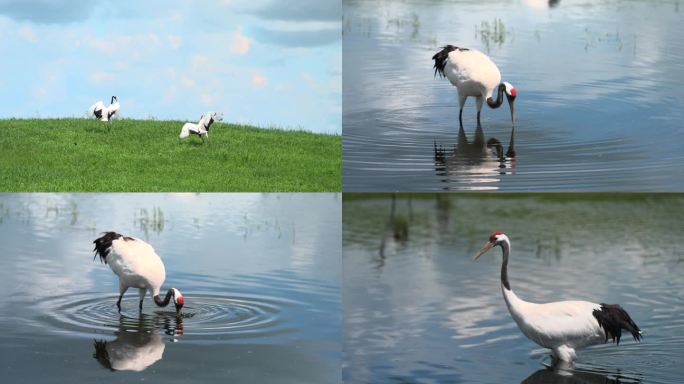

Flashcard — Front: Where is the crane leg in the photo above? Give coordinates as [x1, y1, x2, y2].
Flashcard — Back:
[477, 110, 482, 128]
[138, 288, 146, 311]
[117, 285, 129, 312]
[459, 108, 464, 129]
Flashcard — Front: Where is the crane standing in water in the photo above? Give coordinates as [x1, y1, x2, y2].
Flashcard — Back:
[93, 232, 184, 315]
[473, 231, 641, 362]
[432, 46, 516, 129]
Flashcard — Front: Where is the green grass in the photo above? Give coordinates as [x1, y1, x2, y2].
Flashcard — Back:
[0, 118, 341, 191]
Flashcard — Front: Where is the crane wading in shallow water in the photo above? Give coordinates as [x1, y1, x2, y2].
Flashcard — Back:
[93, 232, 184, 315]
[473, 231, 641, 362]
[432, 46, 516, 129]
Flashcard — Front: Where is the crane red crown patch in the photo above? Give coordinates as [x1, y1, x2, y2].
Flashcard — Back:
[509, 88, 516, 97]
[177, 296, 184, 305]
[489, 230, 503, 242]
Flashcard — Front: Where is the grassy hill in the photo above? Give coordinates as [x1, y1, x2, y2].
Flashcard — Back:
[0, 118, 341, 191]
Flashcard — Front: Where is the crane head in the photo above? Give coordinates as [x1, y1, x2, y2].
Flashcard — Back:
[473, 230, 508, 260]
[172, 288, 184, 315]
[212, 112, 224, 122]
[503, 82, 516, 126]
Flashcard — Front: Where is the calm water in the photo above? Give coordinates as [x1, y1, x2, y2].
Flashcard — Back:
[0, 193, 340, 383]
[343, 0, 684, 191]
[343, 194, 684, 383]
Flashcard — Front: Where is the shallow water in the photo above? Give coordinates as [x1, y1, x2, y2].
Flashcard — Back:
[343, 0, 684, 191]
[343, 194, 684, 383]
[0, 193, 340, 383]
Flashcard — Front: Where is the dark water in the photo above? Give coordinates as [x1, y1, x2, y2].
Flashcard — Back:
[0, 193, 340, 383]
[343, 0, 684, 191]
[343, 194, 684, 383]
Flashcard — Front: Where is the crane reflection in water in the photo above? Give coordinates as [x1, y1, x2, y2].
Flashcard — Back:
[434, 125, 516, 189]
[93, 312, 184, 372]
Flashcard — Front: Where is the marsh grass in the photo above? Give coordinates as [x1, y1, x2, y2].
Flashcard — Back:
[0, 118, 341, 191]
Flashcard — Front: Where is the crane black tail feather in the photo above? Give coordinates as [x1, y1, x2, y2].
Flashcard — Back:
[93, 231, 134, 264]
[592, 303, 642, 345]
[432, 45, 468, 78]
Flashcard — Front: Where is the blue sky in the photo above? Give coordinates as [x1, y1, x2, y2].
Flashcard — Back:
[0, 0, 341, 133]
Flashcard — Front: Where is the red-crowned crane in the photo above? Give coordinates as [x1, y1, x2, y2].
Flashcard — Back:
[179, 111, 223, 141]
[473, 231, 641, 362]
[433, 46, 516, 129]
[93, 232, 184, 315]
[89, 96, 120, 122]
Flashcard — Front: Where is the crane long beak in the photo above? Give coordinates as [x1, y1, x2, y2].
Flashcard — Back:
[509, 99, 516, 127]
[473, 241, 494, 260]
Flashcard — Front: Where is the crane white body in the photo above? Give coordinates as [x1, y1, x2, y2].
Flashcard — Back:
[106, 235, 166, 301]
[503, 289, 606, 361]
[442, 48, 501, 109]
[474, 232, 641, 362]
[89, 96, 120, 122]
[179, 112, 223, 140]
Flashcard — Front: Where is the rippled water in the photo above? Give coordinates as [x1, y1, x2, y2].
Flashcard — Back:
[0, 193, 340, 383]
[343, 194, 684, 383]
[343, 0, 684, 191]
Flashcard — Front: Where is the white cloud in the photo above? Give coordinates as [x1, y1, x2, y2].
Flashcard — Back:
[113, 61, 130, 70]
[252, 72, 268, 87]
[89, 71, 115, 84]
[180, 76, 195, 88]
[232, 26, 251, 55]
[192, 55, 209, 71]
[34, 87, 47, 98]
[201, 94, 214, 105]
[165, 67, 177, 78]
[18, 25, 38, 43]
[148, 33, 160, 45]
[168, 34, 182, 49]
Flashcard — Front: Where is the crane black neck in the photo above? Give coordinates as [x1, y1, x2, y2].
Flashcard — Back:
[153, 289, 176, 307]
[486, 83, 507, 109]
[205, 117, 214, 129]
[499, 240, 511, 290]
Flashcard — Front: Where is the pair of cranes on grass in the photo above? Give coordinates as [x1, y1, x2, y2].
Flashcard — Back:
[433, 45, 641, 363]
[88, 97, 223, 142]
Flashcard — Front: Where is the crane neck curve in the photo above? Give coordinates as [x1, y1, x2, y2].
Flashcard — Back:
[153, 288, 175, 307]
[486, 83, 506, 109]
[499, 239, 511, 291]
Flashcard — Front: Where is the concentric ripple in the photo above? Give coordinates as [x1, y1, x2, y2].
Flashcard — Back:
[32, 292, 296, 343]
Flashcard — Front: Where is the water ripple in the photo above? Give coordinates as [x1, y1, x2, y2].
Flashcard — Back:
[30, 291, 296, 343]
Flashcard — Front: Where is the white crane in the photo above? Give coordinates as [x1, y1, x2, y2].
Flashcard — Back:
[433, 46, 516, 128]
[93, 232, 184, 315]
[88, 96, 120, 122]
[179, 112, 223, 141]
[473, 231, 641, 362]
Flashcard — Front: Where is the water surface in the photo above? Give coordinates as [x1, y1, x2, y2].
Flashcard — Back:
[343, 0, 684, 191]
[0, 193, 340, 383]
[343, 194, 684, 383]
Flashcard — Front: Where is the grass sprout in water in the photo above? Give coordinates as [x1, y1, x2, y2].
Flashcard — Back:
[135, 207, 165, 237]
[476, 18, 509, 52]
